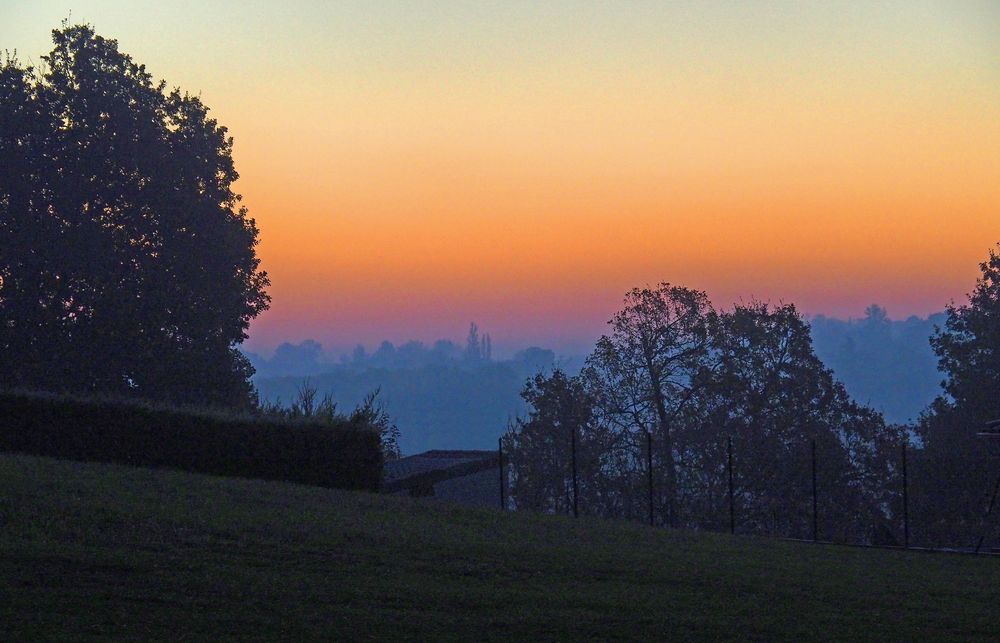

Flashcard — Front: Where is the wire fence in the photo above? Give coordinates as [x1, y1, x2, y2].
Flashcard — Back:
[497, 432, 1000, 555]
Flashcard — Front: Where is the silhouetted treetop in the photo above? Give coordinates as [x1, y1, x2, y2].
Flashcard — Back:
[0, 24, 269, 408]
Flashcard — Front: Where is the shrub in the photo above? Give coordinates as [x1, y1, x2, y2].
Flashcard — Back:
[0, 390, 382, 491]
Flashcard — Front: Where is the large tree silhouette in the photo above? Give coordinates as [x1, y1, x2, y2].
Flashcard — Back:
[507, 290, 900, 541]
[0, 24, 269, 408]
[914, 244, 1000, 546]
[694, 302, 900, 540]
[584, 284, 714, 526]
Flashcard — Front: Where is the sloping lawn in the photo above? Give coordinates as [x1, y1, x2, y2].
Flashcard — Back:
[0, 453, 997, 640]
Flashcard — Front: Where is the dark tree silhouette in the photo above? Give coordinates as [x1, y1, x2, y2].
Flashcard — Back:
[584, 284, 714, 526]
[465, 322, 482, 362]
[0, 24, 269, 408]
[504, 370, 612, 515]
[695, 302, 901, 540]
[914, 244, 1000, 546]
[506, 289, 901, 541]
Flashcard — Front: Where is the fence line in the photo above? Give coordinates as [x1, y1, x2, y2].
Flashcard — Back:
[498, 437, 505, 511]
[727, 436, 734, 535]
[498, 433, 1000, 554]
[570, 426, 579, 518]
[902, 442, 909, 549]
[646, 430, 654, 527]
[975, 469, 1000, 553]
[811, 439, 818, 542]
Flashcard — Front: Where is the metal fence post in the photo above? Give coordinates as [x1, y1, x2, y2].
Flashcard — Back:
[571, 425, 579, 518]
[811, 439, 819, 542]
[498, 437, 505, 511]
[728, 436, 735, 535]
[975, 470, 1000, 554]
[646, 430, 654, 526]
[901, 441, 909, 548]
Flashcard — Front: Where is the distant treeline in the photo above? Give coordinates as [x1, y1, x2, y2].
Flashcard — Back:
[811, 305, 944, 424]
[251, 311, 943, 454]
[246, 324, 558, 379]
[256, 363, 533, 455]
[250, 325, 563, 454]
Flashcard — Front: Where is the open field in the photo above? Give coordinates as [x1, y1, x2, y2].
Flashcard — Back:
[1, 453, 998, 640]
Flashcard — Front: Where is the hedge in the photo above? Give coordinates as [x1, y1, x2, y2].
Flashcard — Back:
[0, 390, 383, 491]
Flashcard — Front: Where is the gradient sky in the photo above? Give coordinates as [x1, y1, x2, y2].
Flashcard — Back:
[4, 1, 999, 355]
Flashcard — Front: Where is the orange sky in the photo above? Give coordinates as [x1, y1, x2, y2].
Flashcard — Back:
[5, 2, 999, 354]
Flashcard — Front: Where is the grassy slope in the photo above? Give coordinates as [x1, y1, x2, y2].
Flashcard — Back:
[1, 454, 997, 641]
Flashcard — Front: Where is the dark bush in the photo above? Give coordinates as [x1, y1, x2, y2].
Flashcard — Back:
[0, 390, 382, 491]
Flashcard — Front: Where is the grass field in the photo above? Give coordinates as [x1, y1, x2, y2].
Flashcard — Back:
[1, 454, 998, 640]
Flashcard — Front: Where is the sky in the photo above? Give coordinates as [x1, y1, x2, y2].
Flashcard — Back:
[3, 1, 999, 356]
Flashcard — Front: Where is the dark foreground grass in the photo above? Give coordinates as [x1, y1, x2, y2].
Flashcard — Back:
[0, 454, 997, 641]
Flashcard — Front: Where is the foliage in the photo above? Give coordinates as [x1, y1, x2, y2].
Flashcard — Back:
[504, 370, 614, 514]
[584, 284, 714, 525]
[695, 302, 902, 540]
[914, 244, 1000, 546]
[0, 389, 382, 490]
[350, 389, 403, 461]
[0, 24, 269, 408]
[258, 381, 401, 461]
[507, 286, 902, 543]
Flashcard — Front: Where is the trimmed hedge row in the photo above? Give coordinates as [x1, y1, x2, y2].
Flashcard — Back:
[0, 390, 382, 491]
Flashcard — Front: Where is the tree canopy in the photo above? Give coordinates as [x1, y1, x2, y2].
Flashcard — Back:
[913, 244, 1000, 545]
[0, 24, 269, 408]
[506, 285, 901, 540]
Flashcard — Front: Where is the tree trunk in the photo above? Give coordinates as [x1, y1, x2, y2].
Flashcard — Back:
[648, 368, 677, 527]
